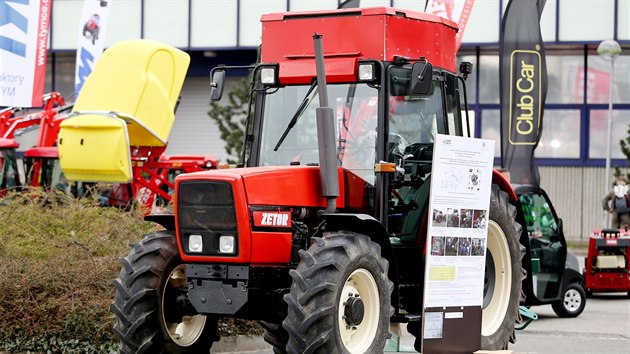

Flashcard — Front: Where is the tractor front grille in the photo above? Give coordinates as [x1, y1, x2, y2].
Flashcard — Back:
[177, 181, 238, 256]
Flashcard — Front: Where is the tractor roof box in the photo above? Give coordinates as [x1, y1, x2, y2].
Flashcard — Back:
[261, 7, 458, 84]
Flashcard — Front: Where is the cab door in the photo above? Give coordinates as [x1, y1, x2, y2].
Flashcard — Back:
[518, 187, 567, 302]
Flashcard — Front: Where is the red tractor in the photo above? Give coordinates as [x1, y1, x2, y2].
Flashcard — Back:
[109, 7, 534, 353]
[583, 228, 630, 297]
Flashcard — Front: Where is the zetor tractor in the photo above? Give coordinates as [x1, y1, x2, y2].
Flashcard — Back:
[112, 7, 530, 353]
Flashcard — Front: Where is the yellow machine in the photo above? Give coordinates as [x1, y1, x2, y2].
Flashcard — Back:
[58, 39, 190, 182]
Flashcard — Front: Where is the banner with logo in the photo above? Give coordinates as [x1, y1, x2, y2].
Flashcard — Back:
[0, 0, 51, 107]
[74, 0, 111, 96]
[499, 0, 547, 187]
[425, 0, 475, 51]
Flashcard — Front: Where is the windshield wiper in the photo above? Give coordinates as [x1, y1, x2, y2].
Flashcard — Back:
[273, 80, 318, 151]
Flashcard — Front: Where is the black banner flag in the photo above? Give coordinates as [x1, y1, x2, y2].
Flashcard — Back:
[499, 0, 548, 187]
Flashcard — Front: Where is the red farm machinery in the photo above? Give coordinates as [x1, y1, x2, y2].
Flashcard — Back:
[0, 92, 72, 195]
[57, 40, 217, 213]
[72, 7, 544, 354]
[583, 228, 630, 297]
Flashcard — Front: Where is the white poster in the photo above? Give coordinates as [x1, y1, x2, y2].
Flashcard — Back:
[74, 0, 112, 96]
[425, 0, 474, 51]
[0, 0, 51, 107]
[423, 134, 495, 308]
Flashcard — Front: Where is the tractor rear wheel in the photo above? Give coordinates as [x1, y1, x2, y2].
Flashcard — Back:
[283, 231, 393, 354]
[552, 283, 586, 317]
[111, 230, 218, 354]
[481, 185, 525, 350]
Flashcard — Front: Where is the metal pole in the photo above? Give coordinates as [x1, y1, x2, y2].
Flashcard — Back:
[604, 58, 615, 228]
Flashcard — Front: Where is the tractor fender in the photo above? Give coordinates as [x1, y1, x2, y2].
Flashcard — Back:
[491, 171, 535, 305]
[144, 213, 175, 231]
[321, 213, 399, 309]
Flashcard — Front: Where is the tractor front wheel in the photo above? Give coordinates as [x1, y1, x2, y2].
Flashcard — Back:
[283, 232, 393, 354]
[481, 185, 525, 350]
[111, 231, 218, 354]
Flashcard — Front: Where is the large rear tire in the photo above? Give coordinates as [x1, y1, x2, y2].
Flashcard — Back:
[481, 185, 525, 350]
[111, 231, 218, 354]
[283, 232, 393, 354]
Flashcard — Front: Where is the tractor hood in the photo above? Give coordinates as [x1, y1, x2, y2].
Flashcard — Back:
[175, 165, 368, 209]
[174, 166, 372, 264]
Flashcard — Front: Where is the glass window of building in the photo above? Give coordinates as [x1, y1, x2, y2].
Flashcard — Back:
[478, 54, 500, 104]
[546, 54, 584, 104]
[588, 109, 630, 159]
[536, 109, 580, 158]
[587, 54, 630, 104]
[480, 109, 500, 157]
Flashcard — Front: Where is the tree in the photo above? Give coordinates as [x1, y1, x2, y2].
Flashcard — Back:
[618, 129, 630, 181]
[208, 78, 251, 164]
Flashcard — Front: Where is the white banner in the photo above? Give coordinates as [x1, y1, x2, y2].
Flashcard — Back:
[425, 0, 474, 51]
[0, 0, 51, 107]
[423, 134, 495, 308]
[74, 0, 111, 96]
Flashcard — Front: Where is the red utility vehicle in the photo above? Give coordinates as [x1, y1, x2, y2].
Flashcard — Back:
[583, 228, 630, 297]
[109, 7, 537, 354]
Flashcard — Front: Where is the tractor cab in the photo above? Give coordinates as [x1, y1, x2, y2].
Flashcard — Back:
[212, 7, 469, 237]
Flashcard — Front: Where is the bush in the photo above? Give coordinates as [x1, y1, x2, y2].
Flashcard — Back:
[0, 188, 262, 353]
[0, 188, 155, 352]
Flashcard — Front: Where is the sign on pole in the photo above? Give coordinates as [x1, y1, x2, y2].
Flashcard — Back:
[0, 0, 52, 107]
[421, 134, 495, 353]
[74, 0, 111, 96]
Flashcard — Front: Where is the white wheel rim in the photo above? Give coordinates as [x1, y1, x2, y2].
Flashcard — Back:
[338, 268, 380, 354]
[162, 264, 207, 347]
[482, 220, 512, 336]
[563, 289, 582, 312]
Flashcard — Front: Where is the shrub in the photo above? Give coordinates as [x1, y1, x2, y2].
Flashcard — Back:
[0, 188, 155, 352]
[0, 188, 262, 353]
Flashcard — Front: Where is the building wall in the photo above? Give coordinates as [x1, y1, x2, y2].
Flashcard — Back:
[46, 0, 629, 51]
[539, 166, 616, 242]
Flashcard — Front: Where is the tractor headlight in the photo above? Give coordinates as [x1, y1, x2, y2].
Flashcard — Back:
[358, 62, 376, 82]
[260, 66, 278, 85]
[188, 234, 203, 253]
[219, 235, 235, 254]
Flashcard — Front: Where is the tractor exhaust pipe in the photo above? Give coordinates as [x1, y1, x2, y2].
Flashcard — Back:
[313, 33, 339, 213]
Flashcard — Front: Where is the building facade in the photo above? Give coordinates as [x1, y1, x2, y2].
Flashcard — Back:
[39, 0, 630, 240]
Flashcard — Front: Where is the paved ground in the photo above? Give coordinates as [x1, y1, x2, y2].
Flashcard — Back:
[210, 248, 629, 353]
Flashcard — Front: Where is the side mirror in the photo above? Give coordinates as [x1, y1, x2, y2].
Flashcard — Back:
[557, 218, 564, 236]
[410, 60, 433, 95]
[210, 70, 226, 101]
